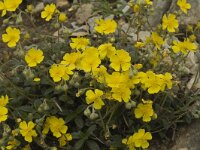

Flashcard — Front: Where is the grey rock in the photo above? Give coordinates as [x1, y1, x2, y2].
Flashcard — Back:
[148, 0, 172, 27]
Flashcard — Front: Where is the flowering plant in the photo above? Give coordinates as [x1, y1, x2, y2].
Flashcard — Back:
[0, 0, 199, 149]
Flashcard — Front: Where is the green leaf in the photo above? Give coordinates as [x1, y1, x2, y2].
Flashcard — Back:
[85, 125, 96, 136]
[74, 139, 85, 150]
[17, 106, 35, 112]
[75, 117, 84, 129]
[65, 105, 86, 123]
[86, 140, 100, 150]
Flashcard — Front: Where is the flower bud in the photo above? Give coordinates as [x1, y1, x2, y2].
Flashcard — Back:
[130, 101, 136, 107]
[125, 102, 132, 109]
[61, 84, 68, 91]
[50, 147, 57, 150]
[3, 19, 9, 24]
[23, 68, 34, 79]
[43, 103, 49, 111]
[193, 113, 199, 119]
[28, 113, 33, 120]
[152, 113, 157, 119]
[74, 82, 80, 88]
[89, 112, 99, 120]
[24, 32, 30, 39]
[59, 13, 67, 22]
[84, 108, 91, 117]
[109, 37, 115, 43]
[54, 23, 60, 29]
[134, 89, 140, 96]
[26, 4, 34, 13]
[55, 84, 62, 91]
[16, 118, 22, 123]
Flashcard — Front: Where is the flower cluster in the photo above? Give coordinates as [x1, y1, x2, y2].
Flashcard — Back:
[42, 116, 72, 147]
[172, 38, 197, 54]
[42, 116, 72, 146]
[0, 0, 197, 149]
[137, 71, 173, 94]
[41, 3, 67, 22]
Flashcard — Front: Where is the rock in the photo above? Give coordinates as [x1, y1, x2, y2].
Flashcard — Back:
[56, 0, 69, 8]
[148, 0, 172, 27]
[170, 120, 200, 150]
[33, 2, 44, 13]
[149, 0, 200, 27]
[170, 0, 200, 25]
[75, 4, 93, 24]
[186, 52, 200, 90]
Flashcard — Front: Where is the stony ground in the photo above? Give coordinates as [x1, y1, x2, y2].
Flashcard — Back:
[170, 119, 200, 150]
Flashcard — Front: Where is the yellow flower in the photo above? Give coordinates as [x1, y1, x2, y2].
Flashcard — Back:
[122, 136, 136, 150]
[33, 77, 40, 82]
[94, 18, 117, 35]
[63, 65, 74, 81]
[49, 64, 65, 82]
[0, 95, 9, 123]
[151, 32, 164, 49]
[41, 3, 56, 21]
[25, 48, 44, 67]
[58, 133, 72, 147]
[111, 86, 131, 103]
[59, 13, 67, 22]
[19, 121, 37, 143]
[177, 0, 191, 14]
[61, 51, 82, 69]
[106, 72, 129, 88]
[172, 38, 197, 54]
[132, 129, 152, 149]
[42, 116, 68, 138]
[137, 71, 173, 93]
[2, 27, 20, 48]
[145, 0, 153, 5]
[133, 4, 140, 13]
[0, 106, 8, 122]
[26, 4, 34, 13]
[110, 49, 131, 71]
[0, 95, 9, 107]
[134, 42, 145, 48]
[0, 0, 22, 16]
[122, 129, 152, 149]
[145, 71, 163, 94]
[98, 43, 116, 59]
[86, 89, 104, 109]
[92, 65, 108, 83]
[162, 14, 179, 32]
[134, 64, 143, 70]
[172, 40, 183, 53]
[134, 100, 154, 122]
[160, 72, 173, 91]
[70, 37, 90, 50]
[6, 139, 20, 150]
[80, 47, 101, 72]
[49, 64, 74, 82]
